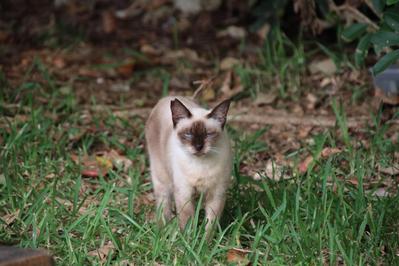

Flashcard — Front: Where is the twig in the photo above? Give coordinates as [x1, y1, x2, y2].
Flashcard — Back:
[328, 0, 379, 31]
[191, 76, 217, 100]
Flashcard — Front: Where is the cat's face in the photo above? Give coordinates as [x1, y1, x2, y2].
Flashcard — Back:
[171, 99, 230, 156]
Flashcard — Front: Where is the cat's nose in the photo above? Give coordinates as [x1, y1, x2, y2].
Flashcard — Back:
[194, 143, 204, 151]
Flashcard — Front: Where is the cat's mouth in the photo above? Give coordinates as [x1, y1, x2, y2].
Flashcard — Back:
[193, 150, 207, 156]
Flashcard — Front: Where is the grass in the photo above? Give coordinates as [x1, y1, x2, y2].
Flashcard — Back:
[1, 51, 399, 265]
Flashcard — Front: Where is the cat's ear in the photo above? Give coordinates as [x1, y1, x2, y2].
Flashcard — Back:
[207, 99, 230, 129]
[171, 99, 192, 127]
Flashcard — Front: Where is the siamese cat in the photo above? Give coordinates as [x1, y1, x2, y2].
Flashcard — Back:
[145, 96, 232, 233]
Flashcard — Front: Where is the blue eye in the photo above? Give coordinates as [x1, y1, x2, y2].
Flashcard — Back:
[184, 133, 193, 139]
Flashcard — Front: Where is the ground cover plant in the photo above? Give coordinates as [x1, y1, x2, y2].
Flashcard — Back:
[1, 0, 399, 265]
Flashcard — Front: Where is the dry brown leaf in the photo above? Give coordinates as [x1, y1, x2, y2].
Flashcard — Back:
[370, 187, 390, 197]
[298, 155, 313, 174]
[116, 60, 135, 77]
[305, 93, 317, 110]
[161, 48, 205, 64]
[53, 57, 66, 69]
[78, 68, 101, 78]
[105, 149, 133, 172]
[71, 154, 111, 178]
[201, 87, 216, 101]
[254, 92, 277, 106]
[220, 57, 240, 70]
[226, 248, 251, 265]
[298, 126, 312, 139]
[134, 192, 155, 214]
[217, 26, 247, 39]
[257, 23, 270, 41]
[378, 164, 399, 176]
[253, 160, 291, 181]
[308, 58, 337, 76]
[321, 147, 341, 158]
[102, 11, 117, 34]
[140, 44, 162, 56]
[2, 209, 20, 225]
[88, 241, 115, 263]
[346, 177, 358, 186]
[220, 71, 233, 95]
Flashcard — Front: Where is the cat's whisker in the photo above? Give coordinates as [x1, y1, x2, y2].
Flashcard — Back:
[146, 96, 232, 237]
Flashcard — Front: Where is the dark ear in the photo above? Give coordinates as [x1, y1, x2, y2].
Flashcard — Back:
[207, 99, 230, 128]
[171, 99, 192, 127]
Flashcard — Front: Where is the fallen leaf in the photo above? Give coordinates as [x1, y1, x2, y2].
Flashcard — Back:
[218, 26, 247, 39]
[140, 44, 162, 56]
[72, 154, 111, 178]
[2, 209, 20, 225]
[298, 126, 312, 138]
[378, 164, 399, 176]
[116, 60, 135, 77]
[253, 160, 291, 181]
[88, 241, 115, 263]
[254, 92, 277, 106]
[305, 93, 317, 110]
[161, 48, 205, 64]
[53, 57, 66, 69]
[78, 68, 101, 78]
[321, 147, 341, 158]
[308, 58, 337, 76]
[346, 177, 358, 186]
[257, 23, 271, 41]
[220, 71, 233, 95]
[134, 192, 155, 214]
[370, 187, 390, 197]
[170, 77, 190, 90]
[226, 248, 251, 265]
[102, 11, 117, 33]
[174, 0, 201, 14]
[298, 155, 313, 174]
[201, 87, 216, 101]
[220, 57, 240, 70]
[105, 149, 133, 172]
[96, 156, 113, 170]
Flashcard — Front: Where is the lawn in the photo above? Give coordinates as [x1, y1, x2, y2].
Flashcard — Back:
[1, 1, 399, 265]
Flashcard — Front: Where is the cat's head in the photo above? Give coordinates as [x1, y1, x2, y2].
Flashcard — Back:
[170, 98, 230, 156]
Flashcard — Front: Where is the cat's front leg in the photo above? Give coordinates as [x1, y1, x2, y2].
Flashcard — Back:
[174, 182, 194, 230]
[204, 186, 226, 236]
[152, 179, 173, 225]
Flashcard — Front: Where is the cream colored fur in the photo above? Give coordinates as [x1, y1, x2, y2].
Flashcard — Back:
[145, 96, 232, 233]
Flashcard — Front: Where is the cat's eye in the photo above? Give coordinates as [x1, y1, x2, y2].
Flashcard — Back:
[207, 132, 217, 137]
[184, 132, 193, 139]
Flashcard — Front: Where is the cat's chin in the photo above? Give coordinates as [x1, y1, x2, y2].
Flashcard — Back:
[191, 150, 209, 157]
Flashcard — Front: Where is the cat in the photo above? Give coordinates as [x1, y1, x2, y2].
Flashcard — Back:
[145, 96, 232, 234]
